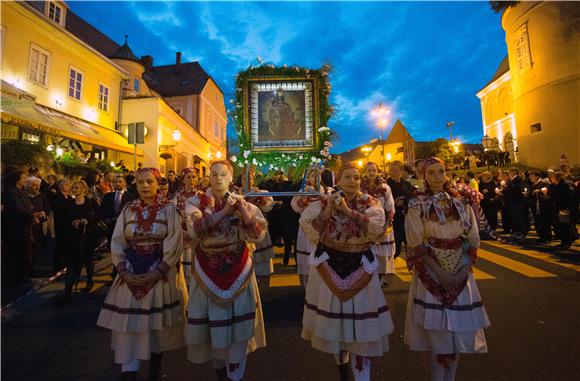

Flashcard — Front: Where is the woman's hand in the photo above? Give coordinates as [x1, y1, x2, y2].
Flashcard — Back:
[452, 266, 470, 287]
[336, 197, 351, 215]
[138, 271, 161, 286]
[121, 272, 143, 287]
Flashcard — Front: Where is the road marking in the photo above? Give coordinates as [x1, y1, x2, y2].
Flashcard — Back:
[472, 267, 496, 280]
[269, 274, 301, 287]
[272, 257, 297, 267]
[478, 249, 557, 278]
[394, 257, 412, 282]
[484, 241, 580, 272]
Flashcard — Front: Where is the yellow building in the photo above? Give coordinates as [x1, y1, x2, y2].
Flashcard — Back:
[1, 1, 140, 165]
[1, 1, 227, 175]
[477, 1, 580, 169]
[340, 119, 415, 173]
[114, 46, 227, 175]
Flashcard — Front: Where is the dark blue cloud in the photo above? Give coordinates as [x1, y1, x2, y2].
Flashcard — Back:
[68, 1, 506, 153]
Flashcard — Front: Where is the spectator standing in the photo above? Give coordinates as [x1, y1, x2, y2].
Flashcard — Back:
[479, 171, 499, 232]
[467, 171, 479, 192]
[499, 168, 526, 241]
[1, 170, 34, 287]
[386, 160, 412, 258]
[529, 171, 552, 243]
[49, 178, 72, 273]
[26, 176, 50, 277]
[60, 180, 100, 302]
[547, 172, 576, 248]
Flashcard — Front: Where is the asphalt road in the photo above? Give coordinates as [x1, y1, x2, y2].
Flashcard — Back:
[2, 240, 579, 381]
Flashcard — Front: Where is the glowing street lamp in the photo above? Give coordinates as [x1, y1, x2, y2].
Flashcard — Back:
[357, 160, 364, 168]
[361, 146, 372, 163]
[371, 102, 391, 173]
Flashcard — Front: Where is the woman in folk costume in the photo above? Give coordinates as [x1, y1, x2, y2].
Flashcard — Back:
[240, 169, 274, 286]
[97, 168, 188, 381]
[172, 167, 199, 287]
[184, 160, 268, 381]
[300, 163, 394, 381]
[361, 162, 396, 287]
[404, 157, 490, 381]
[291, 168, 329, 287]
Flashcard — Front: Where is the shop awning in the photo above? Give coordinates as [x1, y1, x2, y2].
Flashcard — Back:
[1, 94, 141, 155]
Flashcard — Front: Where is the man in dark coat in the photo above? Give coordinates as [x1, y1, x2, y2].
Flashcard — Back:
[1, 170, 34, 286]
[386, 161, 412, 258]
[101, 175, 135, 247]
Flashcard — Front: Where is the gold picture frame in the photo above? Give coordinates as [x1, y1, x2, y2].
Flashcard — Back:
[243, 77, 319, 152]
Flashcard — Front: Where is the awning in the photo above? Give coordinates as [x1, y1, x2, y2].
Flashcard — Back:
[1, 94, 141, 155]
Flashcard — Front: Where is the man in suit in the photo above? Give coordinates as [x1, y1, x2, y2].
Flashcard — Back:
[101, 175, 135, 248]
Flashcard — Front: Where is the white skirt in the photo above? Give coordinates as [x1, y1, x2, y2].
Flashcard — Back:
[254, 232, 274, 276]
[296, 227, 315, 275]
[185, 271, 266, 364]
[404, 272, 490, 354]
[373, 230, 395, 275]
[302, 265, 394, 357]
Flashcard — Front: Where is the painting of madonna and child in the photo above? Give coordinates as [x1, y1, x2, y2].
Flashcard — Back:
[250, 81, 316, 151]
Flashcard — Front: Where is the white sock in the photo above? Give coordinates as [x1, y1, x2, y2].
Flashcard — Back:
[121, 359, 140, 372]
[226, 358, 247, 381]
[213, 359, 226, 370]
[350, 355, 371, 381]
[430, 353, 459, 381]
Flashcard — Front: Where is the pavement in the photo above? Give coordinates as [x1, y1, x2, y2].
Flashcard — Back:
[2, 235, 580, 381]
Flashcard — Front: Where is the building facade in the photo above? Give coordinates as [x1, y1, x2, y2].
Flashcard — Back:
[340, 119, 415, 172]
[477, 1, 580, 169]
[1, 1, 227, 175]
[1, 1, 140, 167]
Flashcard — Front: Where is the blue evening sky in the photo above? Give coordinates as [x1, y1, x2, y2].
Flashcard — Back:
[68, 1, 506, 153]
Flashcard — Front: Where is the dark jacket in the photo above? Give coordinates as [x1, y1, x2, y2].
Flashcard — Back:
[503, 175, 524, 204]
[1, 186, 33, 240]
[101, 190, 135, 222]
[548, 180, 572, 212]
[49, 192, 72, 238]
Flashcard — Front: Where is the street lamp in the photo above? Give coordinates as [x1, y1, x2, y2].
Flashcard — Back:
[361, 146, 372, 164]
[446, 121, 455, 142]
[371, 103, 390, 174]
[159, 129, 182, 152]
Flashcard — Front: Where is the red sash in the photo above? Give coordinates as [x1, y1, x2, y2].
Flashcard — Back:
[196, 245, 249, 291]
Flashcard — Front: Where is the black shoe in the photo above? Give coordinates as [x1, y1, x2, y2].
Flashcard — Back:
[337, 363, 351, 381]
[121, 372, 137, 381]
[283, 252, 290, 266]
[215, 367, 227, 381]
[82, 280, 94, 293]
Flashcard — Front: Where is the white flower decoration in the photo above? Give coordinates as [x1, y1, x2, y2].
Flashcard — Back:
[243, 150, 251, 158]
[230, 155, 238, 163]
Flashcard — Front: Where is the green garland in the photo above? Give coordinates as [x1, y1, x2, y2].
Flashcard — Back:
[228, 63, 336, 177]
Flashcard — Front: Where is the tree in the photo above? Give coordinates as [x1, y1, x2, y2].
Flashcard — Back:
[489, 1, 519, 13]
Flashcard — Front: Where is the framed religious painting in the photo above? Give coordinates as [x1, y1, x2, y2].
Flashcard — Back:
[243, 78, 319, 152]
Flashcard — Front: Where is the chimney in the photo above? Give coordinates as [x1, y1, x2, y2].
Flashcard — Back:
[176, 52, 182, 66]
[141, 55, 153, 68]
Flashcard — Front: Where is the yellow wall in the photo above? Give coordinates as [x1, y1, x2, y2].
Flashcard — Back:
[350, 142, 405, 172]
[164, 78, 226, 160]
[122, 97, 211, 174]
[502, 1, 580, 168]
[1, 2, 127, 131]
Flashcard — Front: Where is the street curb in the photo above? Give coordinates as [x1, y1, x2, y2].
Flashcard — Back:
[1, 255, 113, 321]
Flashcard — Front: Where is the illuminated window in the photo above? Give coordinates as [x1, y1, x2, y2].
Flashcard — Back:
[133, 78, 140, 92]
[28, 44, 50, 87]
[515, 24, 532, 72]
[98, 84, 109, 112]
[68, 67, 83, 100]
[48, 2, 63, 24]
